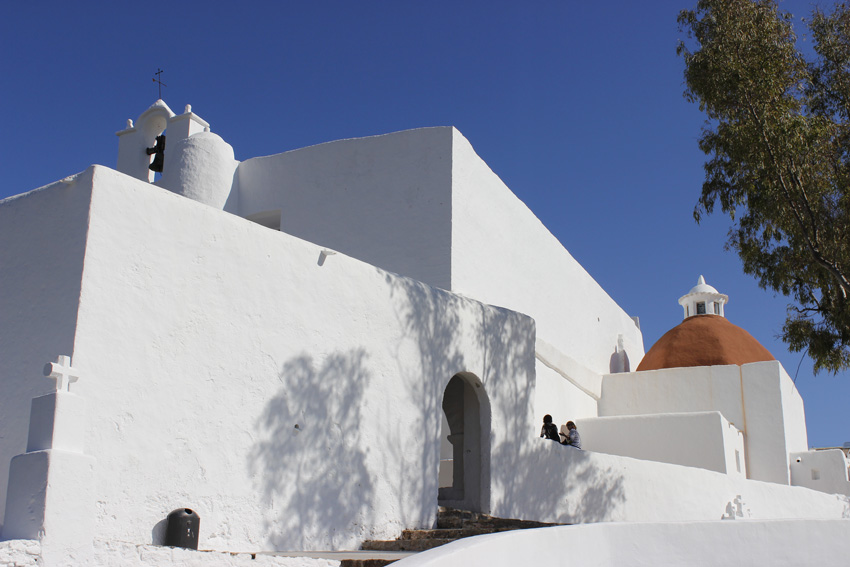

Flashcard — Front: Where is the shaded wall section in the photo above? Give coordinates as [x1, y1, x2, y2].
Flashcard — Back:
[0, 171, 93, 527]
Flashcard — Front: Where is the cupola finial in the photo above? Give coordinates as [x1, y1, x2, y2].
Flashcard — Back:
[677, 276, 729, 319]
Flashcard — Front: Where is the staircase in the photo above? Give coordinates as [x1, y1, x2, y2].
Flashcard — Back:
[340, 507, 562, 567]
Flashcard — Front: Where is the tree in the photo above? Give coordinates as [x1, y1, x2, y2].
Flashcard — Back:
[678, 0, 850, 374]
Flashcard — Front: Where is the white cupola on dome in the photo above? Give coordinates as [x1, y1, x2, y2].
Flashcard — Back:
[678, 275, 728, 319]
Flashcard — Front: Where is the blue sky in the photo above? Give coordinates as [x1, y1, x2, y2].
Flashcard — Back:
[1, 0, 847, 447]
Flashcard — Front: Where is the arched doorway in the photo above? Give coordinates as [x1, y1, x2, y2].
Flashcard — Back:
[438, 372, 490, 513]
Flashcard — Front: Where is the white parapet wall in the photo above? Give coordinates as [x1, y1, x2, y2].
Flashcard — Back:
[791, 449, 850, 496]
[492, 437, 848, 526]
[391, 519, 850, 567]
[575, 411, 746, 477]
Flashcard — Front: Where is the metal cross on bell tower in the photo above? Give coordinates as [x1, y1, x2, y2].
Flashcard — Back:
[153, 68, 167, 99]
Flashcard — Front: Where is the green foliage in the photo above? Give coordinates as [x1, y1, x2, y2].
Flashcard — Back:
[678, 0, 850, 373]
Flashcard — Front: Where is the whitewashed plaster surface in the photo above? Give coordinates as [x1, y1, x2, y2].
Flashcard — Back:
[158, 131, 238, 209]
[0, 540, 41, 567]
[229, 128, 454, 290]
[576, 412, 746, 477]
[29, 166, 536, 552]
[2, 538, 346, 566]
[533, 363, 598, 432]
[229, 127, 643, 377]
[92, 540, 339, 567]
[535, 339, 603, 400]
[492, 438, 848, 526]
[392, 519, 850, 567]
[534, 338, 602, 428]
[600, 362, 807, 485]
[791, 449, 850, 496]
[0, 174, 95, 529]
[449, 129, 644, 376]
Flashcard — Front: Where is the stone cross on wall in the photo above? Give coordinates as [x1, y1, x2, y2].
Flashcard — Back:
[43, 355, 80, 392]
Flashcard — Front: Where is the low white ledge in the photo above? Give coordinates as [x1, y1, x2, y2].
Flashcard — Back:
[535, 338, 602, 399]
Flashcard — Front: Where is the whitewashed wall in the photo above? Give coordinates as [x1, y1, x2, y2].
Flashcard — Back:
[599, 362, 807, 485]
[92, 541, 339, 566]
[492, 437, 849, 526]
[533, 364, 597, 432]
[0, 540, 41, 566]
[230, 128, 454, 290]
[450, 129, 644, 376]
[230, 127, 644, 379]
[778, 362, 809, 457]
[49, 167, 536, 552]
[0, 173, 95, 530]
[790, 450, 850, 496]
[575, 412, 746, 477]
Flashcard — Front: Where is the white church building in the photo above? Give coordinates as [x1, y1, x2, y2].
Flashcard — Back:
[0, 101, 848, 566]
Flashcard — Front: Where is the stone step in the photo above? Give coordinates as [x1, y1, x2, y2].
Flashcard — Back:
[435, 507, 479, 524]
[435, 516, 463, 529]
[361, 538, 456, 552]
[264, 550, 413, 567]
[400, 527, 491, 540]
[436, 507, 560, 531]
[465, 517, 557, 530]
[356, 508, 565, 559]
[340, 559, 398, 567]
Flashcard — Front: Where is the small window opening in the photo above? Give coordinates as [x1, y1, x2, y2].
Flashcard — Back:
[734, 450, 741, 473]
[696, 302, 706, 315]
[811, 469, 821, 481]
[686, 305, 690, 317]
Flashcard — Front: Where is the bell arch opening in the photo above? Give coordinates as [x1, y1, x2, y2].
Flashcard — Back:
[438, 372, 491, 513]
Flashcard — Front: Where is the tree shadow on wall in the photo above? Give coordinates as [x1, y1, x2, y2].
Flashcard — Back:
[493, 437, 627, 524]
[248, 349, 375, 550]
[560, 449, 626, 523]
[382, 268, 627, 525]
[484, 308, 626, 524]
[380, 273, 466, 527]
[381, 270, 544, 521]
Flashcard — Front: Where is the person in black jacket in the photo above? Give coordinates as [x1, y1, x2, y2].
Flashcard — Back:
[540, 414, 560, 441]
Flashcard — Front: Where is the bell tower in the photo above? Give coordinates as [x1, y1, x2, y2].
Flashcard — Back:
[115, 99, 175, 182]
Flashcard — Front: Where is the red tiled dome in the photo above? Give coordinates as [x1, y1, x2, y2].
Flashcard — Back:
[636, 315, 775, 371]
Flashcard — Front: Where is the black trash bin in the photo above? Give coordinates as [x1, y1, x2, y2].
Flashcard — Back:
[164, 508, 200, 549]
